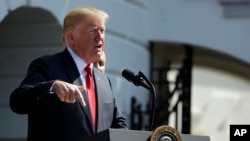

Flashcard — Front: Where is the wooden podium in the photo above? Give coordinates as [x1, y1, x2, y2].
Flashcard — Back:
[84, 128, 210, 141]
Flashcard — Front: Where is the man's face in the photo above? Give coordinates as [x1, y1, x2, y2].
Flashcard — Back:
[69, 17, 105, 64]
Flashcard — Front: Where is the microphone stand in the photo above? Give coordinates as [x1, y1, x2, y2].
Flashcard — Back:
[138, 71, 156, 131]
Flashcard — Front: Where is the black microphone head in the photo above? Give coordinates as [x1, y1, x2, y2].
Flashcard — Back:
[122, 69, 136, 82]
[122, 69, 151, 90]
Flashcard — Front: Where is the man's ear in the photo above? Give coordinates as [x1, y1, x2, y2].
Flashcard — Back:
[66, 32, 75, 44]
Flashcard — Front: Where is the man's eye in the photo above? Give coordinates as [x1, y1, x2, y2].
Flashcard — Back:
[100, 30, 105, 34]
[100, 62, 104, 66]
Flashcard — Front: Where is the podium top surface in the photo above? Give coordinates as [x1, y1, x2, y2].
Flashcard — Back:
[85, 128, 210, 141]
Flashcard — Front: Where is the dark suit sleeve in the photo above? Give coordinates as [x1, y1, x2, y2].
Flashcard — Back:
[107, 77, 127, 129]
[9, 57, 57, 114]
[111, 100, 128, 129]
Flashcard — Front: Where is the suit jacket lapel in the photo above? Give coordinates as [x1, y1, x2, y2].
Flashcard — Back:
[60, 48, 94, 133]
[93, 68, 112, 132]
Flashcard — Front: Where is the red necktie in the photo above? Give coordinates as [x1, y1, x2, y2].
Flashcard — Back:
[85, 65, 96, 129]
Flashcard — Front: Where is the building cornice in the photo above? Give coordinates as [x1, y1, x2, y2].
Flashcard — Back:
[220, 0, 250, 17]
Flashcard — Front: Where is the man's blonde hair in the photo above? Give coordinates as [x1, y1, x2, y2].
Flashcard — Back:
[62, 6, 109, 45]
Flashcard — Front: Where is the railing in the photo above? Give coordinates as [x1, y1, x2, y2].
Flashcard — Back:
[130, 44, 193, 134]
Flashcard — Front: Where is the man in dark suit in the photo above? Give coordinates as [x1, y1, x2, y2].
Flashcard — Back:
[9, 6, 127, 141]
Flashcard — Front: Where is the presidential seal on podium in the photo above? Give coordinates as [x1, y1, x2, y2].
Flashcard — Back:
[150, 125, 182, 141]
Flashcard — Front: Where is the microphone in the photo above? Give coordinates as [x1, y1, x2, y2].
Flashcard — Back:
[122, 69, 156, 131]
[122, 69, 151, 90]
